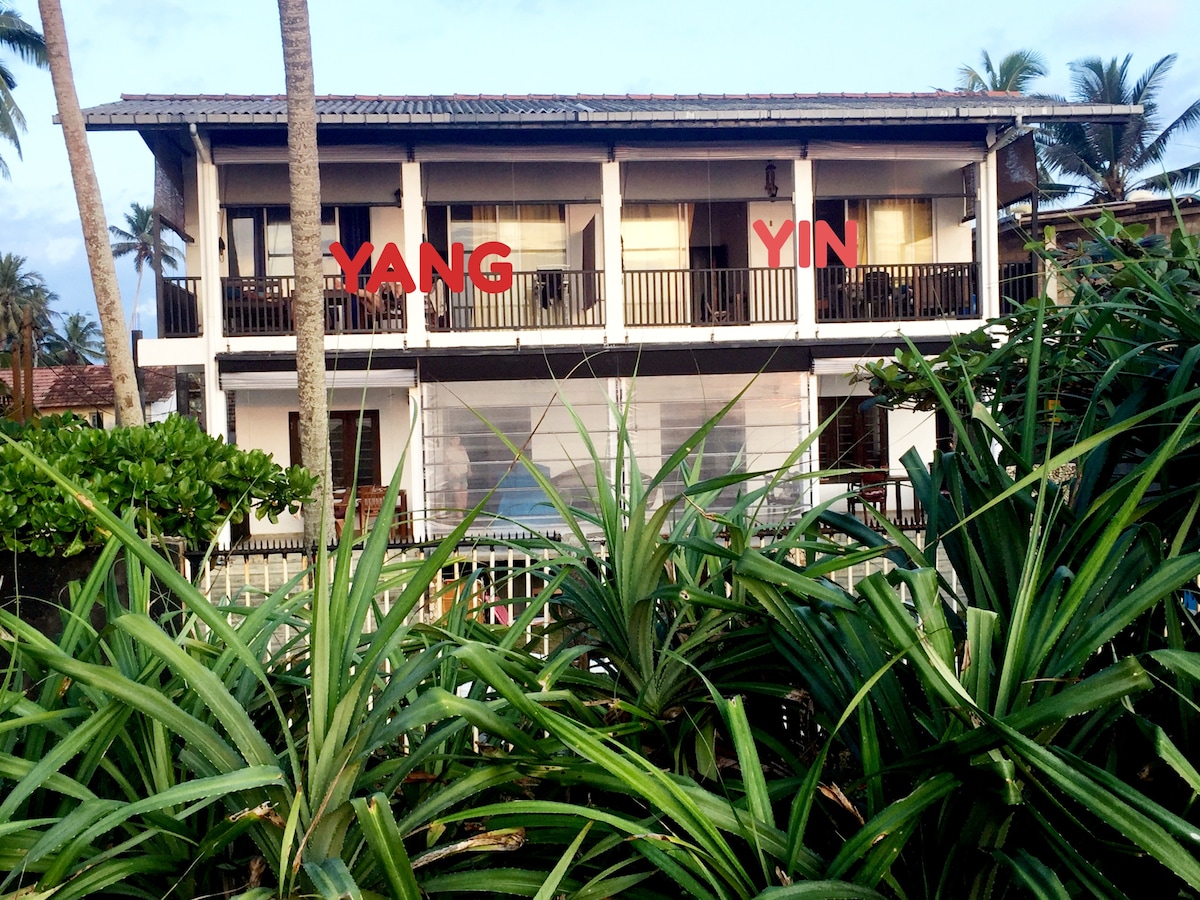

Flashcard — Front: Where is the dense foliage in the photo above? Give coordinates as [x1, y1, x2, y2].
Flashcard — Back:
[0, 215, 1198, 898]
[863, 211, 1200, 549]
[0, 413, 315, 555]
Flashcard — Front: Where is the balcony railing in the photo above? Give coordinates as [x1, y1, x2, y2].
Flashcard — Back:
[816, 263, 980, 322]
[160, 277, 201, 338]
[999, 260, 1039, 314]
[434, 270, 603, 332]
[222, 275, 406, 337]
[624, 267, 796, 326]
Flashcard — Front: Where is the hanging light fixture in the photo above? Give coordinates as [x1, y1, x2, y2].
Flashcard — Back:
[764, 161, 778, 199]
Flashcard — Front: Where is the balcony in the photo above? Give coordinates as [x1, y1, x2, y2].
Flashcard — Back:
[816, 263, 980, 323]
[222, 275, 406, 337]
[624, 267, 796, 326]
[160, 277, 201, 338]
[432, 270, 603, 332]
[999, 260, 1039, 313]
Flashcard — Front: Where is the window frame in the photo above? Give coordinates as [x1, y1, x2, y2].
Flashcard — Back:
[289, 409, 382, 490]
[817, 396, 889, 482]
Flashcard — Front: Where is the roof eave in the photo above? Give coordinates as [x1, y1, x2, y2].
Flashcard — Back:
[79, 103, 1144, 131]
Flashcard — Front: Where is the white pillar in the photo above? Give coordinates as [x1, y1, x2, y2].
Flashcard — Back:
[793, 159, 816, 339]
[601, 161, 624, 343]
[978, 153, 1001, 320]
[401, 161, 426, 343]
[195, 143, 226, 441]
[803, 370, 819, 512]
[406, 383, 427, 541]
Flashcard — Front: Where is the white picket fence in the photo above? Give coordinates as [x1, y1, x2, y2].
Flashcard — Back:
[188, 532, 962, 624]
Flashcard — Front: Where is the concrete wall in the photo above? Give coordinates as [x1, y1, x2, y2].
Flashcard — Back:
[234, 386, 413, 535]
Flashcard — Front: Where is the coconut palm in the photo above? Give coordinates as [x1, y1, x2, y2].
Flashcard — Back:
[0, 6, 47, 179]
[0, 252, 53, 354]
[956, 49, 1047, 94]
[1040, 54, 1200, 201]
[109, 202, 180, 330]
[44, 311, 104, 365]
[279, 0, 333, 547]
[38, 0, 142, 425]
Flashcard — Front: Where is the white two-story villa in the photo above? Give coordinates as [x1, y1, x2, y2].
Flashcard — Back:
[82, 92, 1135, 542]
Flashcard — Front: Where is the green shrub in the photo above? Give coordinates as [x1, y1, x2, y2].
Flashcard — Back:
[0, 413, 315, 555]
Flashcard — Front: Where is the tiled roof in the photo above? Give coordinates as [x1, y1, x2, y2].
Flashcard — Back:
[81, 92, 1140, 128]
[0, 366, 176, 411]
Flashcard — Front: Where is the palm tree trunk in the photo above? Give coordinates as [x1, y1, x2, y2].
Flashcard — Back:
[278, 0, 332, 548]
[38, 0, 143, 427]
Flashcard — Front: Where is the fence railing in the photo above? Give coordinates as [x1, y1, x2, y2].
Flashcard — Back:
[436, 270, 604, 331]
[160, 277, 201, 337]
[624, 267, 796, 326]
[842, 474, 928, 531]
[222, 275, 406, 337]
[999, 260, 1040, 314]
[816, 263, 980, 322]
[189, 531, 962, 623]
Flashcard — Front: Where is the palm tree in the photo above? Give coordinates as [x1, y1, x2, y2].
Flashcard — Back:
[109, 202, 180, 331]
[278, 0, 332, 547]
[957, 49, 1047, 94]
[38, 0, 142, 426]
[0, 252, 53, 355]
[1040, 54, 1200, 202]
[0, 6, 47, 179]
[44, 311, 104, 365]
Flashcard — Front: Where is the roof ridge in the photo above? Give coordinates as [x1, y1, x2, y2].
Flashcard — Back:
[116, 90, 1006, 103]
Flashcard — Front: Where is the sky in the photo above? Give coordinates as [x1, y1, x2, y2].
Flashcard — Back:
[1, 0, 1198, 333]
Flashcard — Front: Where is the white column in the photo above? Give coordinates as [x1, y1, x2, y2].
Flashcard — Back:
[195, 145, 225, 441]
[406, 383, 427, 541]
[803, 370, 819, 512]
[978, 153, 1001, 320]
[601, 161, 624, 343]
[400, 161, 426, 343]
[793, 159, 816, 339]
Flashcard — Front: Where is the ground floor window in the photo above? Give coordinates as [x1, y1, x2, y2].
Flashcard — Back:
[817, 396, 888, 480]
[288, 409, 381, 490]
[423, 373, 808, 534]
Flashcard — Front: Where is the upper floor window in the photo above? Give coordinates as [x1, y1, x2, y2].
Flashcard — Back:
[815, 198, 933, 265]
[226, 206, 370, 279]
[446, 204, 567, 271]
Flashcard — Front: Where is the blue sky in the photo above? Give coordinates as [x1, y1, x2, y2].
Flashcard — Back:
[2, 0, 1198, 330]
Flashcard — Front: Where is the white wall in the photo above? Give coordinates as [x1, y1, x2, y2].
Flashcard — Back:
[369, 206, 404, 268]
[814, 373, 937, 512]
[747, 200, 796, 268]
[934, 197, 972, 261]
[234, 386, 413, 535]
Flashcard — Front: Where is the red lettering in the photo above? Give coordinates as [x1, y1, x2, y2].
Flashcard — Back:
[752, 219, 795, 269]
[330, 241, 373, 291]
[797, 221, 812, 269]
[419, 242, 465, 293]
[365, 242, 417, 294]
[468, 241, 513, 294]
[815, 220, 858, 268]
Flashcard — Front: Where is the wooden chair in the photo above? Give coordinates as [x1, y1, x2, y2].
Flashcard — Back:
[356, 485, 412, 542]
[848, 471, 889, 522]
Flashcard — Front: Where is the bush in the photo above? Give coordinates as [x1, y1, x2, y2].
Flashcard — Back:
[0, 413, 315, 555]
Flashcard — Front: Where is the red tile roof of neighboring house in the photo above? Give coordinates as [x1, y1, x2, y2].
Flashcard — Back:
[0, 366, 175, 412]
